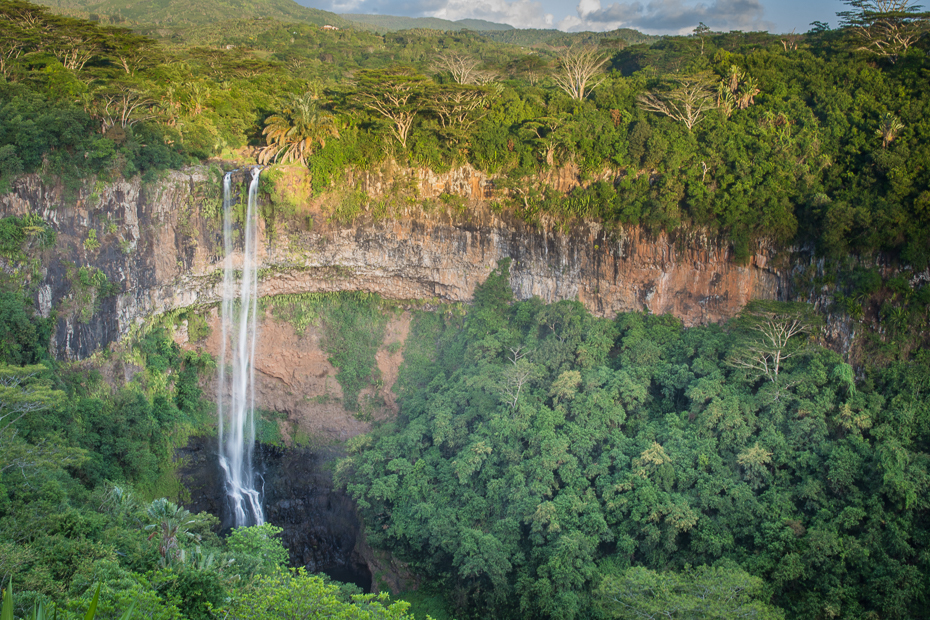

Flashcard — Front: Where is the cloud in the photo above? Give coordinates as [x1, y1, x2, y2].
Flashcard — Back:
[560, 0, 773, 34]
[308, 0, 553, 28]
[431, 0, 554, 28]
[304, 0, 769, 32]
[324, 0, 447, 15]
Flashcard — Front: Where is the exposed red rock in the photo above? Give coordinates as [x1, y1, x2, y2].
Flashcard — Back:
[0, 166, 785, 359]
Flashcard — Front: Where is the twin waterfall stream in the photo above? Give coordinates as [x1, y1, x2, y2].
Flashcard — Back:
[217, 168, 265, 527]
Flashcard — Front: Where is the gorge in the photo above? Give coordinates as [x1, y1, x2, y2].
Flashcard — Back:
[1, 163, 927, 619]
[0, 163, 834, 445]
[0, 163, 799, 589]
[2, 4, 929, 615]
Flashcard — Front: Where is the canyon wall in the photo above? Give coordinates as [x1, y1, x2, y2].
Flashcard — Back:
[0, 165, 789, 361]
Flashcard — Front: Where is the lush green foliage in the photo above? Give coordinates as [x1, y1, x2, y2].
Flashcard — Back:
[225, 524, 289, 576]
[0, 292, 51, 365]
[0, 294, 413, 619]
[216, 569, 417, 620]
[597, 565, 784, 619]
[339, 263, 930, 619]
[2, 1, 927, 263]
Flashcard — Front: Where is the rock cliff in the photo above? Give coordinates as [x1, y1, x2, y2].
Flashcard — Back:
[0, 165, 788, 360]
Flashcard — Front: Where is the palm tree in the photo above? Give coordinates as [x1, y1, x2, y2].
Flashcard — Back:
[258, 93, 339, 166]
[876, 112, 904, 148]
[737, 75, 760, 109]
[145, 498, 200, 566]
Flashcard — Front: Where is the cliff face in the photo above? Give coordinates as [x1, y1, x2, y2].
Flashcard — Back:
[0, 166, 788, 360]
[191, 310, 409, 440]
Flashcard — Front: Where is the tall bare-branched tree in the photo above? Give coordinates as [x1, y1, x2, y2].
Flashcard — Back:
[638, 75, 716, 131]
[727, 303, 818, 399]
[433, 51, 496, 85]
[353, 67, 432, 150]
[90, 86, 156, 134]
[552, 45, 608, 101]
[431, 85, 489, 142]
[838, 0, 930, 60]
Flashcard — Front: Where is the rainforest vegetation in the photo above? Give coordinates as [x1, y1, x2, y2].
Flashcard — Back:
[0, 0, 928, 263]
[340, 262, 930, 619]
[0, 283, 420, 619]
[1, 0, 930, 618]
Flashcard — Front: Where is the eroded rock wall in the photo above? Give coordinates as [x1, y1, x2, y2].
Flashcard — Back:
[190, 310, 408, 440]
[178, 436, 373, 591]
[0, 166, 788, 360]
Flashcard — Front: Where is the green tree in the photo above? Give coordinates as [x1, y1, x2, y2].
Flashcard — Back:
[597, 566, 785, 619]
[352, 67, 433, 150]
[218, 569, 417, 620]
[226, 524, 289, 576]
[430, 84, 489, 146]
[0, 363, 75, 476]
[0, 292, 47, 366]
[259, 92, 339, 166]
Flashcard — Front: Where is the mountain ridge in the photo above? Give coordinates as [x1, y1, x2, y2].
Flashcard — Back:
[34, 0, 354, 28]
[340, 13, 514, 33]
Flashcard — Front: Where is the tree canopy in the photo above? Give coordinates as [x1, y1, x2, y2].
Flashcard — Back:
[338, 264, 930, 619]
[0, 0, 928, 264]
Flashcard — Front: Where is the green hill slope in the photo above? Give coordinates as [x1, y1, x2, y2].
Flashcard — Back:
[342, 13, 513, 33]
[35, 0, 353, 28]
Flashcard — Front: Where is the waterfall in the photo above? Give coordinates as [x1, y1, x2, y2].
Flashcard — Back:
[217, 168, 265, 528]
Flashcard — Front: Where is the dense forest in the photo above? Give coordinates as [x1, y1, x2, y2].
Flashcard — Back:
[340, 262, 930, 619]
[0, 280, 422, 618]
[0, 0, 927, 263]
[1, 0, 930, 618]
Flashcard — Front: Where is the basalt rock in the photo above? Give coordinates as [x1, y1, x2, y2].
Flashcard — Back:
[0, 165, 789, 360]
[177, 435, 373, 591]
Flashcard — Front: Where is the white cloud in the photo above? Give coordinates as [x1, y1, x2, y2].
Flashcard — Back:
[309, 0, 553, 28]
[430, 0, 554, 28]
[308, 0, 770, 32]
[561, 0, 773, 34]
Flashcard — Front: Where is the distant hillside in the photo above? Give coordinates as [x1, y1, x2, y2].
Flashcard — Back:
[480, 27, 658, 47]
[342, 13, 513, 33]
[35, 0, 354, 29]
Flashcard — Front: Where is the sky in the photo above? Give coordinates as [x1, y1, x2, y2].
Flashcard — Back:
[303, 0, 845, 35]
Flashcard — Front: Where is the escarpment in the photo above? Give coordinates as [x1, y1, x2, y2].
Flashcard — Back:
[0, 165, 788, 360]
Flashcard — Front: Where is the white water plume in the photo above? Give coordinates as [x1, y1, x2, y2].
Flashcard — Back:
[217, 168, 265, 527]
